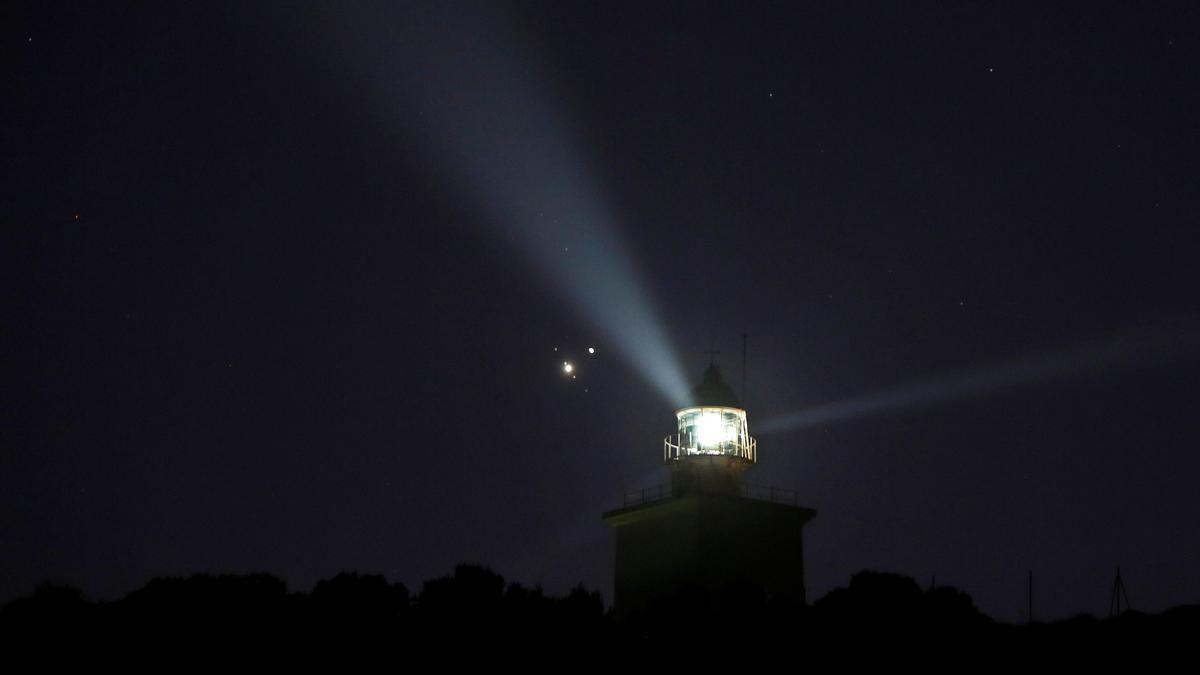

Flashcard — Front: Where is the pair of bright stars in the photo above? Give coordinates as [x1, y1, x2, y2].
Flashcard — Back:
[557, 346, 596, 379]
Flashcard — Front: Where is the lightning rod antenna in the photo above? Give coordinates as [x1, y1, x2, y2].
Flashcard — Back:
[741, 332, 748, 403]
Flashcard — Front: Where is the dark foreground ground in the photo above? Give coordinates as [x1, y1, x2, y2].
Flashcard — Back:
[3, 566, 1196, 659]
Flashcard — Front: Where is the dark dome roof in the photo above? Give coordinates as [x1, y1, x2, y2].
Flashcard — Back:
[688, 362, 741, 408]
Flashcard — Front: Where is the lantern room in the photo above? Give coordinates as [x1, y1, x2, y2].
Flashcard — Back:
[663, 362, 756, 466]
[664, 406, 756, 463]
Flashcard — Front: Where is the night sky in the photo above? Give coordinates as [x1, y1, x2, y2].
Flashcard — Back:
[5, 2, 1200, 621]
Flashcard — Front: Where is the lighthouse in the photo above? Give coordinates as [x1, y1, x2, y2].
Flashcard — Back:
[602, 362, 817, 619]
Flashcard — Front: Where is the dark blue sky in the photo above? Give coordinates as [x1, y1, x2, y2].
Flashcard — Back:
[4, 1, 1199, 621]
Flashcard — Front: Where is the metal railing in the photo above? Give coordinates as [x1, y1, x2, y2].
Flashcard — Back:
[616, 482, 801, 508]
[741, 482, 800, 505]
[620, 483, 670, 508]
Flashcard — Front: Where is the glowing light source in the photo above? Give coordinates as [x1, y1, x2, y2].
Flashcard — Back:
[588, 347, 595, 354]
[694, 411, 726, 448]
[563, 362, 574, 374]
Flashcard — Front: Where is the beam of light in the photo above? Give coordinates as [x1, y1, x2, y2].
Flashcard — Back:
[759, 322, 1200, 434]
[323, 4, 690, 405]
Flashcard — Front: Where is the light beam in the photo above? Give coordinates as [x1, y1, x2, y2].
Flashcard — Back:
[759, 322, 1200, 434]
[326, 4, 690, 405]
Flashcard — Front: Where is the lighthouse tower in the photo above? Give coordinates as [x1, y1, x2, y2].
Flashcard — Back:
[602, 362, 817, 620]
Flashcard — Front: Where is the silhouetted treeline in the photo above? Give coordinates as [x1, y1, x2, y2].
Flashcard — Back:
[3, 567, 1197, 654]
[0, 564, 608, 649]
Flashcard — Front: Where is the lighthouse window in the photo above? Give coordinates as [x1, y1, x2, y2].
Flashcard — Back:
[667, 406, 755, 464]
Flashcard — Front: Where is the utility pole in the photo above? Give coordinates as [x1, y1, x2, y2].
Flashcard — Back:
[1109, 566, 1132, 618]
[1028, 570, 1034, 625]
